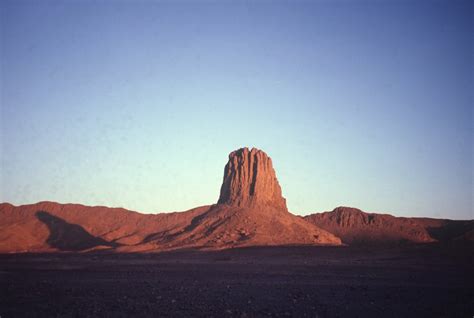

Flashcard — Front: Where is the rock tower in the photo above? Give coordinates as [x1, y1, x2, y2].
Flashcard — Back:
[217, 147, 287, 210]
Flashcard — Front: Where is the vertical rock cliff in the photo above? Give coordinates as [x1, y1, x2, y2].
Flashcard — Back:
[218, 147, 287, 210]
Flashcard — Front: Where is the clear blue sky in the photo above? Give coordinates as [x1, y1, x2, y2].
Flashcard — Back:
[1, 0, 472, 219]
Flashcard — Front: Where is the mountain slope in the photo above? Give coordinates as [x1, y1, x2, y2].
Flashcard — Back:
[0, 201, 210, 252]
[305, 207, 473, 245]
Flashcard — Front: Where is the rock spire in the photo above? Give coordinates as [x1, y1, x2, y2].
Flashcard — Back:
[217, 147, 287, 210]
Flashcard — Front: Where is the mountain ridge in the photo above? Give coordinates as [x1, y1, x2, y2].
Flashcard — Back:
[305, 206, 473, 245]
[0, 148, 342, 252]
[1, 147, 471, 253]
[1, 201, 472, 252]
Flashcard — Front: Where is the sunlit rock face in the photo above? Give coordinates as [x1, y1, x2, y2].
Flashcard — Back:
[217, 147, 287, 210]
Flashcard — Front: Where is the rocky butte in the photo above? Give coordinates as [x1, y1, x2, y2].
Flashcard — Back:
[0, 147, 471, 253]
[145, 147, 343, 248]
[218, 147, 287, 210]
[0, 147, 342, 252]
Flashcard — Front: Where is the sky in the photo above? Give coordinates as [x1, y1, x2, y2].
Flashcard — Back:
[0, 0, 472, 219]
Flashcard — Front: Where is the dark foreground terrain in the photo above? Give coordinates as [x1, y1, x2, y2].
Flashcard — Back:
[1, 244, 472, 318]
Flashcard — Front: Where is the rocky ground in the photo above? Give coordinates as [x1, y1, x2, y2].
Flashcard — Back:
[1, 244, 472, 317]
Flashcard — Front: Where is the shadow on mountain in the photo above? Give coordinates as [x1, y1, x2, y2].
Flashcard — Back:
[142, 207, 215, 244]
[36, 211, 119, 251]
[426, 220, 474, 242]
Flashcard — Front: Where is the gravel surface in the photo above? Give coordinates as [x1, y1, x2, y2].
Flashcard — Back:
[1, 245, 472, 317]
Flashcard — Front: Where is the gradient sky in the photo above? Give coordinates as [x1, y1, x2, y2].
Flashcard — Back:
[1, 0, 472, 219]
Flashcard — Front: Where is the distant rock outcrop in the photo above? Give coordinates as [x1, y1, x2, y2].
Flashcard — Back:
[305, 207, 474, 245]
[218, 147, 287, 210]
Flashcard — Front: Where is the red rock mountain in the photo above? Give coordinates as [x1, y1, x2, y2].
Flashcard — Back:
[305, 207, 474, 245]
[2, 148, 470, 252]
[163, 147, 341, 247]
[0, 147, 342, 253]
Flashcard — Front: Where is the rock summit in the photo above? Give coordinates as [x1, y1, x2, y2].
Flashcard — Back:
[218, 147, 287, 210]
